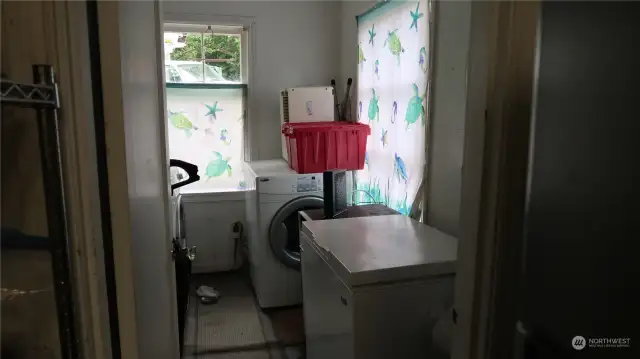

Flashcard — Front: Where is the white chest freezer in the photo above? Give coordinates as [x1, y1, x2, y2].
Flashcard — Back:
[300, 215, 458, 359]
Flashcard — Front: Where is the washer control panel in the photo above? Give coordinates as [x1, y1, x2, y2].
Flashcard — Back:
[257, 173, 324, 194]
[296, 175, 322, 193]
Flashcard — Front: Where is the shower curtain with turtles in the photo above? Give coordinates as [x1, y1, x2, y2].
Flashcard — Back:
[355, 0, 430, 216]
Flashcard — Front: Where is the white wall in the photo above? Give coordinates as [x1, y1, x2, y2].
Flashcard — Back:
[339, 0, 472, 237]
[424, 1, 471, 237]
[162, 1, 341, 271]
[180, 192, 247, 273]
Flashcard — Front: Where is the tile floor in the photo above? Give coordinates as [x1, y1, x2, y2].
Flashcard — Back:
[183, 272, 305, 359]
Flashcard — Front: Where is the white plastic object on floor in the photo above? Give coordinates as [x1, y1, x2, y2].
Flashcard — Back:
[196, 285, 220, 298]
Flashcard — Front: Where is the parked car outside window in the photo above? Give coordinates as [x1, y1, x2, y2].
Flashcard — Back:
[165, 60, 233, 84]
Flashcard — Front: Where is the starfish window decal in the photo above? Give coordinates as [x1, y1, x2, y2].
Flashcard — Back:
[368, 24, 376, 46]
[409, 2, 424, 32]
[205, 101, 223, 122]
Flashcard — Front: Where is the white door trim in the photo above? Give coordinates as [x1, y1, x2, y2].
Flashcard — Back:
[450, 1, 495, 357]
[96, 0, 180, 357]
[452, 1, 540, 359]
[475, 3, 540, 359]
[95, 1, 142, 358]
[43, 1, 114, 358]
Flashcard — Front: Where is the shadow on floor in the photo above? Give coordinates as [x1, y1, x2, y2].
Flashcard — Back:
[183, 272, 304, 359]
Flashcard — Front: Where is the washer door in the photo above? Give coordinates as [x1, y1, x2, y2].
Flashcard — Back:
[269, 196, 324, 270]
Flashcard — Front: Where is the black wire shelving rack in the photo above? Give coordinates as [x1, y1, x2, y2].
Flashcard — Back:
[1, 65, 78, 359]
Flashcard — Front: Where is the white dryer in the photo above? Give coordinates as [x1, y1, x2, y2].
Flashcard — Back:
[245, 159, 324, 308]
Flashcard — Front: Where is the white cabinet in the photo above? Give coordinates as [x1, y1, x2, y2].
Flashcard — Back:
[301, 215, 457, 359]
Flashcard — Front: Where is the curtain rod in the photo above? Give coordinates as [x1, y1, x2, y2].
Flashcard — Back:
[356, 0, 416, 25]
[356, 0, 392, 23]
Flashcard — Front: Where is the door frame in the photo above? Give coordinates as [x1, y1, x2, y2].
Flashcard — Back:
[41, 1, 115, 358]
[452, 1, 540, 359]
[94, 0, 180, 358]
[55, 0, 541, 358]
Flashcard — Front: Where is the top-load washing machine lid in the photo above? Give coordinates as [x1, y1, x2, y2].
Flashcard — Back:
[246, 159, 294, 178]
[269, 195, 324, 269]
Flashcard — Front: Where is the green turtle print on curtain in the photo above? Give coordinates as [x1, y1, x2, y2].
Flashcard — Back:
[169, 110, 199, 137]
[368, 89, 380, 123]
[406, 83, 426, 129]
[205, 151, 232, 179]
[384, 29, 404, 66]
[356, 0, 430, 216]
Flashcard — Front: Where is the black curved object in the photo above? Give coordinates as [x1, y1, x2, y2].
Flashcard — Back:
[169, 159, 198, 356]
[170, 159, 200, 194]
[269, 196, 324, 269]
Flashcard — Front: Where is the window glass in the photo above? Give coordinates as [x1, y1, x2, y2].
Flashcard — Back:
[164, 31, 242, 84]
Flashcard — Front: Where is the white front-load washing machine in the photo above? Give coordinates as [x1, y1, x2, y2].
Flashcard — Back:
[245, 159, 324, 308]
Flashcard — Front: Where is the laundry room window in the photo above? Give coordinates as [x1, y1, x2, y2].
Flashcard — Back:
[164, 23, 250, 192]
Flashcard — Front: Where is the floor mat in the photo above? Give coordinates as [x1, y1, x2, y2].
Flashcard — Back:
[183, 348, 273, 359]
[185, 273, 266, 354]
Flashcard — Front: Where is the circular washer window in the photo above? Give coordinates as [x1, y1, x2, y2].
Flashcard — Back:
[268, 196, 324, 269]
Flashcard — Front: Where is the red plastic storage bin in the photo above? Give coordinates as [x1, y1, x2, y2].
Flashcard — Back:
[282, 121, 371, 174]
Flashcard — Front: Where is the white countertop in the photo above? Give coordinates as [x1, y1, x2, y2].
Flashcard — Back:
[302, 215, 458, 287]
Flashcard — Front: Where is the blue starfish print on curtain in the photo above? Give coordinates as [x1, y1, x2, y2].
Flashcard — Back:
[368, 24, 376, 45]
[409, 2, 424, 32]
[205, 101, 223, 122]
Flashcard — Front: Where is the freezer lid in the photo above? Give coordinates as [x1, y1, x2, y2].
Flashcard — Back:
[301, 215, 458, 287]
